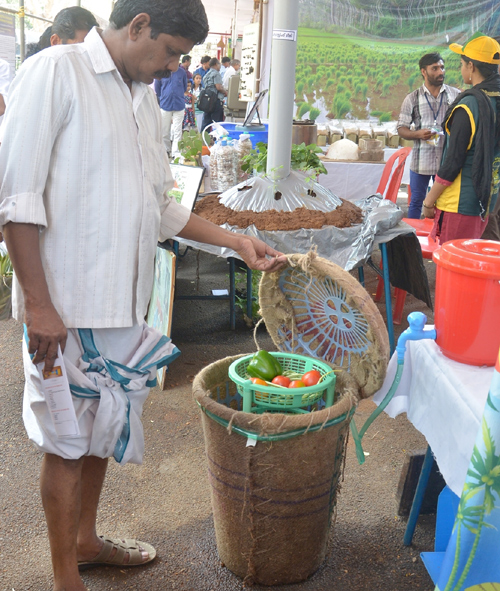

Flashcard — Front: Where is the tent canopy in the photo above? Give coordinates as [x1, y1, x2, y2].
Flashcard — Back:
[203, 0, 257, 35]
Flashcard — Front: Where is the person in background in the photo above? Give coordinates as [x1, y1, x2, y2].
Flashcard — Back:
[50, 6, 99, 45]
[183, 79, 196, 130]
[26, 42, 42, 58]
[39, 26, 53, 50]
[481, 35, 500, 242]
[193, 54, 210, 85]
[220, 55, 230, 76]
[155, 63, 187, 157]
[223, 58, 240, 90]
[180, 54, 193, 82]
[0, 0, 286, 589]
[192, 72, 204, 131]
[201, 57, 227, 131]
[397, 53, 460, 219]
[423, 35, 500, 243]
[26, 7, 97, 60]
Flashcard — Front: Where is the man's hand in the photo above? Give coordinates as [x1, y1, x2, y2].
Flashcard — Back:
[176, 214, 288, 272]
[3, 222, 67, 372]
[25, 302, 67, 371]
[233, 235, 287, 273]
[416, 129, 434, 141]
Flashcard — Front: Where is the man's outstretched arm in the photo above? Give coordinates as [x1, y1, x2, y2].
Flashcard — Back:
[176, 213, 287, 273]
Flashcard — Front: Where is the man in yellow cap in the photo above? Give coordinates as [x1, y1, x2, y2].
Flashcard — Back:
[422, 34, 500, 243]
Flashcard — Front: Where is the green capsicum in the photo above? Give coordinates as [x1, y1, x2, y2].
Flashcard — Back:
[246, 350, 283, 382]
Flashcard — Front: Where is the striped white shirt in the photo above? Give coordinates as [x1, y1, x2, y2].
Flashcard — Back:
[397, 84, 461, 176]
[0, 28, 190, 328]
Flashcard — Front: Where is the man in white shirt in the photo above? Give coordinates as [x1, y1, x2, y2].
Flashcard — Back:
[220, 55, 230, 76]
[223, 58, 241, 90]
[0, 1, 285, 589]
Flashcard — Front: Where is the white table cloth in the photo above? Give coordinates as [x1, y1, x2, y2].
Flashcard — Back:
[317, 148, 411, 202]
[373, 337, 494, 497]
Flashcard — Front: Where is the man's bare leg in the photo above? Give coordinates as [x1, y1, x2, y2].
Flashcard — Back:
[76, 456, 150, 565]
[41, 454, 150, 591]
[40, 453, 87, 591]
[75, 456, 109, 562]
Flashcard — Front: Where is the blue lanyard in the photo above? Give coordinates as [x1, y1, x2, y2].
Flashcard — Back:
[424, 91, 445, 126]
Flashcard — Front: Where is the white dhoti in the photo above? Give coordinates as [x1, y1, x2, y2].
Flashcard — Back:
[22, 322, 180, 465]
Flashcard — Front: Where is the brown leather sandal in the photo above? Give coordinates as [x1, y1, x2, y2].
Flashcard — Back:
[78, 536, 156, 569]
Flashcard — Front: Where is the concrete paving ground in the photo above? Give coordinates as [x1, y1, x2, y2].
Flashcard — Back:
[0, 198, 440, 591]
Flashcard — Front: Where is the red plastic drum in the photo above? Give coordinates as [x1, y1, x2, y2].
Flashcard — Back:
[433, 239, 500, 366]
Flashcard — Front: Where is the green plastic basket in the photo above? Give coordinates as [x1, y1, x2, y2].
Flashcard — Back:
[228, 352, 336, 413]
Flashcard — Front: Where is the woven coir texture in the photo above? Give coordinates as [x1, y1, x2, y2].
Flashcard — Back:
[193, 355, 358, 586]
[259, 252, 390, 398]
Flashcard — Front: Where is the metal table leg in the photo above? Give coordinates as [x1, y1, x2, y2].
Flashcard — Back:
[246, 266, 253, 320]
[380, 242, 395, 354]
[404, 445, 434, 546]
[229, 257, 236, 330]
[357, 266, 365, 287]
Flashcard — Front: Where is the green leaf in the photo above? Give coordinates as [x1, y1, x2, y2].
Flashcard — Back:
[486, 392, 500, 412]
[482, 419, 497, 472]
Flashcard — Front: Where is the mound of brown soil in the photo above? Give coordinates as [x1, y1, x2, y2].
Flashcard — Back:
[193, 194, 363, 231]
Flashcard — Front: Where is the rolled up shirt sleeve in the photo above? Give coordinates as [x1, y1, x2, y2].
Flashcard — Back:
[159, 197, 191, 242]
[436, 106, 472, 184]
[0, 54, 70, 232]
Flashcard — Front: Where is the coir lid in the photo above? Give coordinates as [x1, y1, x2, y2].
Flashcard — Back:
[433, 239, 500, 279]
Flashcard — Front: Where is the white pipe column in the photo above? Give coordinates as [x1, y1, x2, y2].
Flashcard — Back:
[266, 0, 299, 179]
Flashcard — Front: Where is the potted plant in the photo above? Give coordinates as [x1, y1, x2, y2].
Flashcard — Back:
[241, 142, 327, 178]
[176, 130, 210, 167]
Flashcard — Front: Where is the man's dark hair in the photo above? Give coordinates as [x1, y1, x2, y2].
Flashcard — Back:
[209, 57, 219, 68]
[461, 55, 499, 79]
[200, 55, 211, 64]
[419, 52, 443, 71]
[110, 0, 209, 45]
[221, 56, 230, 65]
[26, 42, 41, 58]
[39, 25, 53, 50]
[181, 55, 191, 63]
[52, 7, 98, 43]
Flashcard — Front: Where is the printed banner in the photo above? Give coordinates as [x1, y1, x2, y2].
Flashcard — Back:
[434, 350, 500, 590]
[293, 0, 500, 122]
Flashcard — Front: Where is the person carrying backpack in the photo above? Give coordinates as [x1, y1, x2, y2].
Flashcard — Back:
[200, 57, 227, 131]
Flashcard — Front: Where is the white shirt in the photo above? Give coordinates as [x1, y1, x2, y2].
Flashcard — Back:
[0, 28, 190, 328]
[223, 66, 236, 90]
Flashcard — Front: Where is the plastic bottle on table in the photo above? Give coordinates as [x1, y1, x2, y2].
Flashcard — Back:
[236, 133, 253, 183]
[216, 138, 237, 192]
[209, 140, 220, 192]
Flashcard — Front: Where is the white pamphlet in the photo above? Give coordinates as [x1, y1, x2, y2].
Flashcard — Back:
[37, 346, 80, 439]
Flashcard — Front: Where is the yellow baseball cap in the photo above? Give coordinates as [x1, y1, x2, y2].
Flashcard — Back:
[450, 33, 500, 65]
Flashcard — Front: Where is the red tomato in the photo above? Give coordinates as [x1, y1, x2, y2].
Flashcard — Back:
[250, 377, 267, 386]
[272, 375, 291, 387]
[288, 380, 306, 388]
[302, 370, 321, 387]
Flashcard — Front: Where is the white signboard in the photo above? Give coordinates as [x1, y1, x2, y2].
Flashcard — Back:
[0, 12, 15, 78]
[239, 22, 260, 102]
